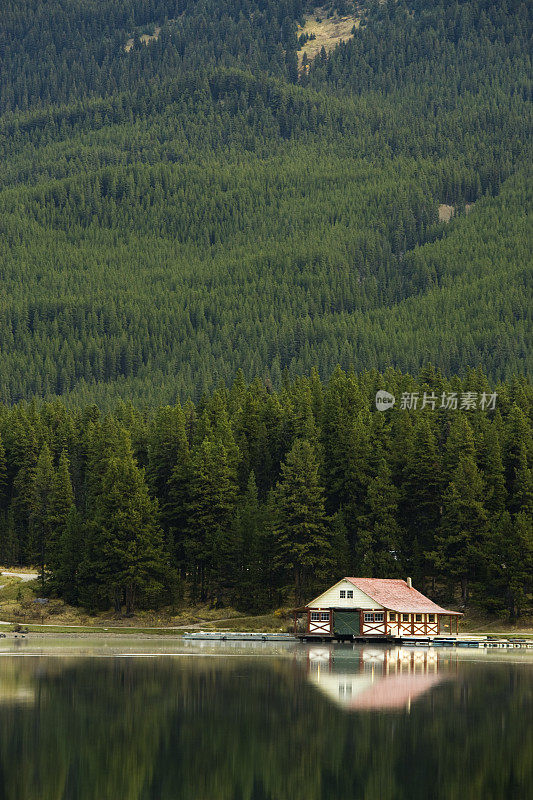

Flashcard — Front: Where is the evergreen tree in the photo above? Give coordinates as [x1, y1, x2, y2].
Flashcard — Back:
[186, 437, 237, 602]
[478, 421, 507, 515]
[485, 511, 533, 619]
[0, 433, 7, 512]
[29, 443, 55, 591]
[437, 454, 489, 604]
[401, 417, 443, 586]
[273, 439, 332, 603]
[356, 458, 403, 577]
[232, 471, 267, 611]
[80, 441, 168, 613]
[56, 508, 84, 604]
[47, 449, 75, 585]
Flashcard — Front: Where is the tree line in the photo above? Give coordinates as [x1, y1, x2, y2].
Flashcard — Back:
[0, 368, 530, 619]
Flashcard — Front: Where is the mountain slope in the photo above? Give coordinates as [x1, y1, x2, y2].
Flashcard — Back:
[0, 0, 531, 405]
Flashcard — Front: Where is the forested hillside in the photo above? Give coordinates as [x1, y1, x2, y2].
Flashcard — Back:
[0, 0, 531, 405]
[0, 369, 531, 617]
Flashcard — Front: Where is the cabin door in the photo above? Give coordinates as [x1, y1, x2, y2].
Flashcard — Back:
[333, 610, 360, 637]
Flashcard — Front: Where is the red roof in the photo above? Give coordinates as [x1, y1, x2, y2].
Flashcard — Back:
[348, 674, 444, 711]
[345, 578, 461, 615]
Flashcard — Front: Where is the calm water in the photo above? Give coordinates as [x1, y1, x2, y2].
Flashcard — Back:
[0, 637, 531, 800]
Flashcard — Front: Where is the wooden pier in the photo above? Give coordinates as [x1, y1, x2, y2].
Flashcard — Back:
[296, 633, 533, 649]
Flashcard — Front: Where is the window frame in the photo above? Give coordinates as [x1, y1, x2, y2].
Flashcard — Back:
[363, 612, 385, 624]
[346, 589, 353, 599]
[320, 611, 330, 621]
[428, 614, 435, 623]
[310, 611, 320, 621]
[339, 589, 346, 599]
[402, 613, 410, 622]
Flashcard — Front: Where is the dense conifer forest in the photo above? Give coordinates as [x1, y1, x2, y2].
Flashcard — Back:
[0, 0, 531, 405]
[0, 368, 531, 616]
[0, 1, 531, 614]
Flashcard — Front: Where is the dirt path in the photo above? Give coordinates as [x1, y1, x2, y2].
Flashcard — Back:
[1, 571, 39, 583]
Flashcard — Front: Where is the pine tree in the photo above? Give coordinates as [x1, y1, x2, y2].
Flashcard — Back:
[56, 508, 84, 604]
[401, 417, 443, 585]
[444, 415, 476, 481]
[232, 471, 266, 611]
[29, 443, 55, 592]
[478, 421, 507, 514]
[186, 437, 237, 603]
[47, 449, 75, 585]
[273, 439, 332, 603]
[437, 454, 489, 604]
[0, 432, 7, 512]
[357, 458, 402, 577]
[81, 440, 168, 613]
[508, 442, 533, 516]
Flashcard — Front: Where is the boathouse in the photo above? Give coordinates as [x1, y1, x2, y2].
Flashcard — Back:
[296, 578, 461, 640]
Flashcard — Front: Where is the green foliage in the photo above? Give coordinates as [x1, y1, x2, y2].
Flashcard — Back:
[0, 368, 531, 615]
[0, 0, 530, 616]
[80, 436, 169, 612]
[273, 438, 334, 602]
[0, 0, 529, 406]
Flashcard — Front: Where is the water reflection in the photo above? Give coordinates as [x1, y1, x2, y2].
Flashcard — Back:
[306, 646, 448, 711]
[0, 640, 530, 800]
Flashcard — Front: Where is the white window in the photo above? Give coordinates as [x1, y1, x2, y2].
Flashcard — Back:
[415, 614, 422, 622]
[428, 614, 435, 623]
[364, 612, 384, 623]
[389, 613, 397, 622]
[346, 590, 353, 598]
[340, 590, 346, 598]
[320, 612, 329, 621]
[311, 612, 320, 621]
[402, 613, 410, 622]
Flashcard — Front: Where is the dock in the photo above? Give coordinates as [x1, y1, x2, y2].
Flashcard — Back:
[181, 632, 296, 641]
[296, 633, 533, 649]
[181, 632, 532, 648]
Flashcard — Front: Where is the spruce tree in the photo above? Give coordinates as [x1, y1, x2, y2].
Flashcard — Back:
[273, 439, 332, 603]
[186, 437, 237, 603]
[82, 441, 168, 613]
[485, 511, 533, 619]
[47, 449, 75, 586]
[29, 443, 55, 591]
[401, 417, 443, 585]
[437, 454, 489, 604]
[357, 458, 402, 577]
[0, 432, 7, 512]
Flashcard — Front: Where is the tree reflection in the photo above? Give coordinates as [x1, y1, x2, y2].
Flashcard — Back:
[0, 649, 529, 800]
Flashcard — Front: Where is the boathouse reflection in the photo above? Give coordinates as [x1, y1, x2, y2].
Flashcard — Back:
[306, 645, 454, 711]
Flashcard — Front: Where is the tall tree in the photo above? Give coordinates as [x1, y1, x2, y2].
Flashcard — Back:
[80, 441, 168, 613]
[29, 443, 55, 591]
[273, 439, 332, 603]
[401, 417, 443, 586]
[437, 454, 489, 604]
[186, 437, 237, 603]
[356, 458, 403, 577]
[47, 449, 75, 584]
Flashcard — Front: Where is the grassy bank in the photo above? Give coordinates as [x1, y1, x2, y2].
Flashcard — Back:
[1, 570, 531, 636]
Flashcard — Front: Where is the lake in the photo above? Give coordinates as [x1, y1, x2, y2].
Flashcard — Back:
[0, 637, 531, 800]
